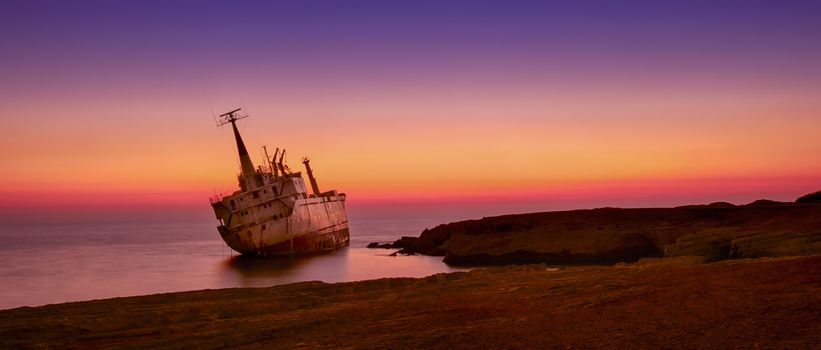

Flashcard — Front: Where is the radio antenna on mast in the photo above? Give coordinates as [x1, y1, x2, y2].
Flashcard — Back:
[217, 108, 256, 183]
[216, 108, 248, 127]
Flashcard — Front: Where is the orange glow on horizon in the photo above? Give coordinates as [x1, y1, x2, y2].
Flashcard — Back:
[2, 65, 820, 212]
[2, 174, 817, 212]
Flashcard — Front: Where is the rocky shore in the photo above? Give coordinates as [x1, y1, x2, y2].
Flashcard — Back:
[3, 192, 819, 348]
[376, 196, 821, 265]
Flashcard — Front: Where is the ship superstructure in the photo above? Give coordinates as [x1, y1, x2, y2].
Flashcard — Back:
[209, 108, 349, 256]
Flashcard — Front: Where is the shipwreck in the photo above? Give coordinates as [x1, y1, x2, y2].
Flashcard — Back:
[209, 108, 350, 256]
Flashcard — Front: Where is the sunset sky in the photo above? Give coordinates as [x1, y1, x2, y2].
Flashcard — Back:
[2, 1, 820, 222]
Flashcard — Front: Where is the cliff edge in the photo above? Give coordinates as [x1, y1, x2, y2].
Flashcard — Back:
[389, 193, 821, 265]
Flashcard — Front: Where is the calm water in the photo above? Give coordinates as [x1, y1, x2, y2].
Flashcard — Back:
[0, 218, 461, 310]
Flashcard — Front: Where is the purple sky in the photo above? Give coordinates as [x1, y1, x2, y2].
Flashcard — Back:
[2, 1, 820, 222]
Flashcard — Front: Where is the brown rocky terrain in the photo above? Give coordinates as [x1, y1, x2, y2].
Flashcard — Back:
[5, 194, 819, 348]
[1, 255, 819, 349]
[388, 201, 821, 265]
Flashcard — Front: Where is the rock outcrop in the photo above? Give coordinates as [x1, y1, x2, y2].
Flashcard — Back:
[796, 190, 821, 203]
[393, 197, 821, 265]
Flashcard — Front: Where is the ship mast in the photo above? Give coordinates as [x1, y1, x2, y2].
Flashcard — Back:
[302, 157, 321, 196]
[218, 108, 257, 188]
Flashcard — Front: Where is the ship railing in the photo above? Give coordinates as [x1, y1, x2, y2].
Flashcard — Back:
[209, 190, 234, 204]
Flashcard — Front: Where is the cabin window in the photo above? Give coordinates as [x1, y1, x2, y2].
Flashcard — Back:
[230, 200, 236, 210]
[261, 224, 266, 230]
[253, 191, 259, 199]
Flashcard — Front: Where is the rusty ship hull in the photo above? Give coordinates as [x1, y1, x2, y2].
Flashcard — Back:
[215, 194, 349, 256]
[209, 108, 350, 256]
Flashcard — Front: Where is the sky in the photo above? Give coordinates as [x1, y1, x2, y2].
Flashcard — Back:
[1, 0, 820, 222]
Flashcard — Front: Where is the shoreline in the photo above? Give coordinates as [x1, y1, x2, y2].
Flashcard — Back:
[384, 201, 821, 265]
[2, 255, 819, 348]
[5, 196, 820, 347]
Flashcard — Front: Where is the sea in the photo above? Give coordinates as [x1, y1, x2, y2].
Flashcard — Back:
[0, 218, 464, 310]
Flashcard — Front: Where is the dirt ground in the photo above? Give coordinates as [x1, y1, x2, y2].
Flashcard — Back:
[1, 255, 819, 349]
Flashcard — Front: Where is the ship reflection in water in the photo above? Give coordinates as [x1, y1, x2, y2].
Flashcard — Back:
[0, 218, 463, 309]
[221, 246, 462, 288]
